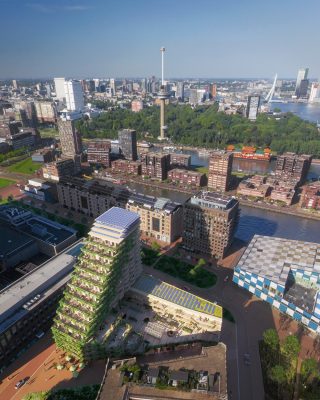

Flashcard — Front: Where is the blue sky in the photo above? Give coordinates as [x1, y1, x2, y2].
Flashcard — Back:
[0, 0, 319, 79]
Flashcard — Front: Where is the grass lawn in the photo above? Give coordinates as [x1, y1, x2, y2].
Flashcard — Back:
[38, 127, 59, 138]
[155, 255, 217, 288]
[194, 166, 208, 174]
[0, 178, 15, 188]
[8, 158, 42, 174]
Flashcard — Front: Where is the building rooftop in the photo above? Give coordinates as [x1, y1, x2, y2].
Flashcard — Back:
[237, 235, 320, 286]
[0, 241, 83, 332]
[132, 274, 222, 318]
[189, 191, 237, 210]
[0, 225, 35, 259]
[128, 193, 181, 213]
[95, 207, 140, 232]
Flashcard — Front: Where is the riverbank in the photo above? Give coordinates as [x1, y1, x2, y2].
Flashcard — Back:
[127, 177, 320, 222]
[238, 199, 320, 221]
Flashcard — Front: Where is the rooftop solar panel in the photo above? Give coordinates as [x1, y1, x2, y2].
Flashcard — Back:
[95, 207, 139, 230]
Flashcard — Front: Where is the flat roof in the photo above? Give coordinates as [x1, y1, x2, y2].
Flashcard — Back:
[132, 274, 222, 318]
[22, 217, 76, 245]
[0, 225, 35, 258]
[95, 207, 139, 231]
[0, 241, 84, 328]
[190, 191, 237, 210]
[237, 235, 320, 286]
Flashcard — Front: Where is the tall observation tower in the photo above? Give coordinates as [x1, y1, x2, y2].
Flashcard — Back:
[158, 47, 169, 140]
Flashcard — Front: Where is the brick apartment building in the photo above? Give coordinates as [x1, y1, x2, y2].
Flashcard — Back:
[275, 153, 312, 186]
[183, 191, 239, 259]
[87, 140, 111, 167]
[111, 159, 142, 175]
[301, 183, 320, 210]
[208, 151, 233, 192]
[141, 152, 170, 180]
[169, 153, 191, 168]
[57, 177, 130, 218]
[168, 168, 206, 187]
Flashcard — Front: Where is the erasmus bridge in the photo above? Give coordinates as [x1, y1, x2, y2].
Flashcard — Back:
[265, 74, 278, 103]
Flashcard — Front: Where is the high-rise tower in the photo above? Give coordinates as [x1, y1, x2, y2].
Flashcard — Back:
[52, 207, 142, 361]
[158, 47, 169, 140]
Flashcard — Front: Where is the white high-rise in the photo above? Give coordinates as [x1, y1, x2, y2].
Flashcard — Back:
[64, 80, 84, 111]
[110, 78, 116, 95]
[309, 82, 320, 103]
[54, 77, 66, 101]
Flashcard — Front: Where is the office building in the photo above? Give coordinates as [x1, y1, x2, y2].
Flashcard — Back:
[57, 177, 130, 218]
[246, 95, 260, 120]
[42, 158, 76, 182]
[64, 80, 84, 111]
[12, 80, 18, 90]
[32, 148, 55, 163]
[126, 193, 183, 243]
[0, 241, 83, 368]
[168, 169, 206, 187]
[158, 47, 169, 140]
[118, 129, 138, 161]
[22, 178, 57, 203]
[208, 151, 233, 192]
[111, 159, 142, 175]
[169, 153, 191, 168]
[54, 78, 66, 102]
[233, 235, 320, 334]
[295, 68, 309, 98]
[52, 207, 142, 361]
[309, 82, 320, 103]
[87, 140, 111, 167]
[210, 84, 217, 98]
[5, 130, 37, 150]
[176, 82, 184, 101]
[275, 152, 312, 186]
[141, 152, 170, 180]
[183, 191, 239, 259]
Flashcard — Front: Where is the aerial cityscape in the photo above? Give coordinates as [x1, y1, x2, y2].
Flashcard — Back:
[1, 1, 320, 400]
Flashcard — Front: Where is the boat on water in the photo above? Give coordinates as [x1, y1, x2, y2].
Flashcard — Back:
[137, 141, 153, 148]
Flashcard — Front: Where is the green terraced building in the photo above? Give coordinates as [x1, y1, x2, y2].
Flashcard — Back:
[52, 207, 142, 361]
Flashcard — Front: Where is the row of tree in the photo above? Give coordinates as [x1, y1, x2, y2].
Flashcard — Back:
[261, 328, 319, 399]
[76, 103, 320, 156]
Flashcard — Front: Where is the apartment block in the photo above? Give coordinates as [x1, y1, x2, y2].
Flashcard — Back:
[168, 168, 206, 187]
[57, 119, 82, 158]
[275, 153, 312, 186]
[208, 151, 233, 192]
[34, 101, 57, 123]
[169, 153, 191, 168]
[52, 207, 142, 361]
[87, 140, 111, 167]
[111, 159, 142, 175]
[183, 191, 239, 259]
[126, 193, 183, 243]
[57, 177, 130, 218]
[141, 152, 170, 180]
[42, 158, 76, 182]
[301, 183, 320, 210]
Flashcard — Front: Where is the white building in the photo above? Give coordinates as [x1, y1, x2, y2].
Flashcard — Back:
[64, 80, 84, 111]
[54, 77, 66, 102]
[309, 82, 320, 103]
[110, 78, 116, 95]
[295, 68, 309, 97]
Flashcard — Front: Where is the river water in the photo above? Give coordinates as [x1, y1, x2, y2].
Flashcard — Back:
[270, 102, 320, 123]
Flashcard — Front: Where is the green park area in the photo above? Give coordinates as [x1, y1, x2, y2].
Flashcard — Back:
[8, 157, 42, 174]
[155, 255, 217, 288]
[194, 166, 208, 174]
[39, 127, 59, 138]
[260, 327, 320, 400]
[0, 178, 15, 188]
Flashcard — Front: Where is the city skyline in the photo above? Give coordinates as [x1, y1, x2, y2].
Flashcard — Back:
[0, 0, 319, 79]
